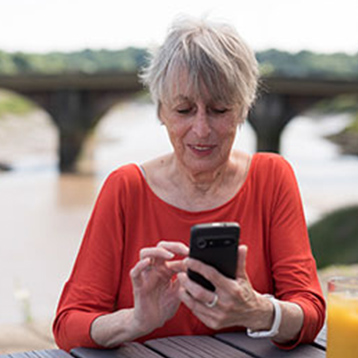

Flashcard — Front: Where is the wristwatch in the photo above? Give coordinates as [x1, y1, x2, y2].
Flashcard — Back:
[247, 294, 282, 338]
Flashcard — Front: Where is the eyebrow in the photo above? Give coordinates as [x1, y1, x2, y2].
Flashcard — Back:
[173, 95, 192, 101]
[170, 95, 232, 109]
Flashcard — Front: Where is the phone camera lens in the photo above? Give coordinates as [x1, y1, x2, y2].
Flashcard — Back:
[197, 238, 207, 249]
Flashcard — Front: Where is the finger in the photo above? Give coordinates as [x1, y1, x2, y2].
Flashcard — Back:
[167, 259, 186, 273]
[185, 258, 228, 290]
[178, 285, 206, 312]
[178, 285, 218, 321]
[236, 245, 249, 280]
[177, 272, 215, 304]
[140, 247, 175, 261]
[130, 258, 152, 285]
[178, 285, 195, 310]
[157, 241, 189, 256]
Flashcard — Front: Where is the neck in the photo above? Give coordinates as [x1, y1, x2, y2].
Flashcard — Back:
[142, 150, 251, 212]
[170, 156, 234, 195]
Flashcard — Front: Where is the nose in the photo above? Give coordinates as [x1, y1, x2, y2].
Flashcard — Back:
[192, 108, 211, 138]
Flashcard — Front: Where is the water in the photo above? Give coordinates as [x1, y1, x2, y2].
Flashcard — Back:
[282, 113, 358, 222]
[0, 100, 358, 325]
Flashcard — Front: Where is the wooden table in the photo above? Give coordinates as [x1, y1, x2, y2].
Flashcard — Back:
[0, 327, 327, 358]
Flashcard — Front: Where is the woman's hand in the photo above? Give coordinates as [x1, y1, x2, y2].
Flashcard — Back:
[91, 241, 188, 347]
[130, 241, 189, 337]
[177, 245, 304, 343]
[177, 245, 274, 331]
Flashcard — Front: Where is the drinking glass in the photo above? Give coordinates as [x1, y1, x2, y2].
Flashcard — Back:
[327, 276, 358, 358]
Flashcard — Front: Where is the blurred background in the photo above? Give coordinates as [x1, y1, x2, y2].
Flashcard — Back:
[0, 0, 358, 352]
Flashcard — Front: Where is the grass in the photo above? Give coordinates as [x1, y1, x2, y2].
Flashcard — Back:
[309, 205, 358, 269]
[0, 90, 35, 118]
[325, 113, 358, 155]
[346, 114, 358, 133]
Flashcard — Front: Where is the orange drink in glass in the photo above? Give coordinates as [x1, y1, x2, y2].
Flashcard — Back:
[327, 277, 358, 358]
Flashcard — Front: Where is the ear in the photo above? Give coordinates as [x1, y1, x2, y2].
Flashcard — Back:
[240, 107, 248, 122]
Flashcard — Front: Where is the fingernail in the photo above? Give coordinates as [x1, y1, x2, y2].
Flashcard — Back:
[166, 252, 175, 259]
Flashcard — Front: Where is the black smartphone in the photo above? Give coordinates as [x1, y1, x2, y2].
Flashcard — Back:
[188, 222, 240, 292]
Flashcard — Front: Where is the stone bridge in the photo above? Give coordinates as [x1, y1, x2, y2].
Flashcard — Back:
[1, 72, 358, 172]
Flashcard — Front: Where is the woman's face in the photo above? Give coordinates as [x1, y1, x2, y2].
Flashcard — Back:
[159, 81, 243, 175]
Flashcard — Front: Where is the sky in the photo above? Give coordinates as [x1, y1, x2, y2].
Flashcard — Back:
[0, 0, 357, 54]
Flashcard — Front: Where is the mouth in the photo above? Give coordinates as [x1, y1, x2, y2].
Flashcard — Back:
[188, 144, 216, 155]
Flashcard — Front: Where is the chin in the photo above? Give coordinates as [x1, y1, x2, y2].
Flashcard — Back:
[184, 158, 224, 174]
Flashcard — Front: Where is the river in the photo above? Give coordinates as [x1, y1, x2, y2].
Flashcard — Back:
[1, 100, 358, 325]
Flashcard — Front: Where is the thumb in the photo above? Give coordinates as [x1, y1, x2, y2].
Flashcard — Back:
[236, 244, 249, 280]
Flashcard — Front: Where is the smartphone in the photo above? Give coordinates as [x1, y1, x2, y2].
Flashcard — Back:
[188, 222, 240, 292]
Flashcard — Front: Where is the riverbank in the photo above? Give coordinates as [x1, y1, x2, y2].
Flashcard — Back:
[327, 126, 358, 156]
[323, 108, 358, 156]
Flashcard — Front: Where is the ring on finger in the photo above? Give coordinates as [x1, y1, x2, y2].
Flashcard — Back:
[205, 293, 218, 308]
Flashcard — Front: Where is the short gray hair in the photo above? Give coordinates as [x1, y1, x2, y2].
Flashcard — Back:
[140, 16, 259, 117]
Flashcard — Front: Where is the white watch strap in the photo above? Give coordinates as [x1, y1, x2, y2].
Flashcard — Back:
[247, 294, 282, 338]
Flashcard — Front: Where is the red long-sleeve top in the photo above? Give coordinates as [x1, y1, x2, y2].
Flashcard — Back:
[53, 153, 325, 351]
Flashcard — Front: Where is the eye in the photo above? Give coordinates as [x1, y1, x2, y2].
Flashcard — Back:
[176, 107, 193, 114]
[211, 107, 229, 114]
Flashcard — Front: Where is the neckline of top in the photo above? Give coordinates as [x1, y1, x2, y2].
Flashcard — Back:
[135, 153, 258, 215]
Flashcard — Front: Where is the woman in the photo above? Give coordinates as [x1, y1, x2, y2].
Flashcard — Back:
[53, 17, 325, 351]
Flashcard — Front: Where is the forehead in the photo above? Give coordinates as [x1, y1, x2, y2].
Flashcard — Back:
[170, 86, 212, 105]
[163, 68, 231, 106]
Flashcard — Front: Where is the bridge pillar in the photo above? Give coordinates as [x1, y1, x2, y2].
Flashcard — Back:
[247, 94, 294, 152]
[46, 90, 100, 172]
[58, 130, 88, 172]
[248, 93, 319, 153]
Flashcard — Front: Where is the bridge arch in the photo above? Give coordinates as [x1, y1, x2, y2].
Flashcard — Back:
[0, 72, 143, 172]
[248, 77, 358, 153]
[0, 89, 58, 170]
[1, 73, 358, 172]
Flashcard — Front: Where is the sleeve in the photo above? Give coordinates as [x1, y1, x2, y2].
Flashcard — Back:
[53, 171, 125, 351]
[267, 156, 326, 349]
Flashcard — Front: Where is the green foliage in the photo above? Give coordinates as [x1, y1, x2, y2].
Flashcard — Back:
[0, 50, 18, 74]
[0, 90, 35, 118]
[0, 47, 149, 74]
[314, 95, 358, 114]
[0, 47, 358, 78]
[257, 49, 358, 79]
[346, 114, 358, 133]
[309, 206, 358, 268]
